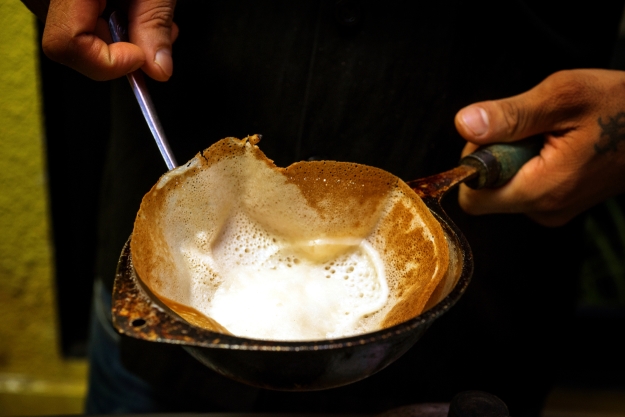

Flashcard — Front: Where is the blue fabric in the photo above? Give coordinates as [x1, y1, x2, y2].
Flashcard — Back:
[85, 280, 158, 414]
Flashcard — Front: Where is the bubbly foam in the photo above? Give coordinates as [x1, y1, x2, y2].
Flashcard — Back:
[176, 210, 388, 340]
[131, 136, 449, 341]
[211, 244, 386, 339]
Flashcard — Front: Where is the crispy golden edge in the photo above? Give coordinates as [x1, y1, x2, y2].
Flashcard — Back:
[130, 135, 449, 335]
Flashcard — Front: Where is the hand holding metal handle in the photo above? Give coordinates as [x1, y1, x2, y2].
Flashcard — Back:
[460, 136, 542, 189]
[108, 11, 178, 170]
[409, 137, 543, 201]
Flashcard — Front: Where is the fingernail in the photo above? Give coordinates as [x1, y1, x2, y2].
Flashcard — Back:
[154, 49, 173, 77]
[460, 106, 489, 137]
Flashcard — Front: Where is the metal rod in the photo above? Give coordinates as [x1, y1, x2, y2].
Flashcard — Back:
[125, 71, 178, 170]
[109, 11, 178, 170]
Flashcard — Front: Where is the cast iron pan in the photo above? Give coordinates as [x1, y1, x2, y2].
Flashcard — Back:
[111, 139, 540, 391]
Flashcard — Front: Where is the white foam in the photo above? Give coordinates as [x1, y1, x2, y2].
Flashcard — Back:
[177, 210, 388, 341]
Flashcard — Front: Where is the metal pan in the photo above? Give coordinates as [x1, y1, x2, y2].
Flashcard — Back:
[111, 139, 540, 391]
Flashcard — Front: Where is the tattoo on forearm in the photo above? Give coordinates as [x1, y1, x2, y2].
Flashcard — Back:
[595, 112, 625, 154]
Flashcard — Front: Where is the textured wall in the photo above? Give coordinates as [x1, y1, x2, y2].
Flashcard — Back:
[0, 1, 86, 414]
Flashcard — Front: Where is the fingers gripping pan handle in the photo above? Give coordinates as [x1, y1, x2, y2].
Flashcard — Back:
[410, 137, 542, 201]
[460, 136, 542, 189]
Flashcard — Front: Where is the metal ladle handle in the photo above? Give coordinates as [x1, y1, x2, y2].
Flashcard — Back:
[108, 11, 178, 170]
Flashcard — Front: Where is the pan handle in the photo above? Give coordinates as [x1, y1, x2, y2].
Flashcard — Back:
[409, 137, 542, 201]
[460, 136, 543, 189]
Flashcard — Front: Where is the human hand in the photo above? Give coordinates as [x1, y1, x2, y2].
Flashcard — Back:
[455, 69, 625, 227]
[41, 0, 178, 81]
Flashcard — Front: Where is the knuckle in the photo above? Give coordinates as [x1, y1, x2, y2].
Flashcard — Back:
[43, 33, 112, 81]
[536, 195, 558, 212]
[135, 1, 175, 27]
[42, 23, 72, 62]
[534, 192, 563, 213]
[515, 156, 584, 226]
[542, 70, 597, 114]
[531, 178, 575, 214]
[500, 100, 526, 137]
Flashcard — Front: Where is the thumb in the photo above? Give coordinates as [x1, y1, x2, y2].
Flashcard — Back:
[127, 0, 178, 81]
[455, 95, 547, 145]
[454, 73, 586, 144]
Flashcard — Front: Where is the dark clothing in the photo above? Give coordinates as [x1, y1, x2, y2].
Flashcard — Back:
[93, 1, 623, 415]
